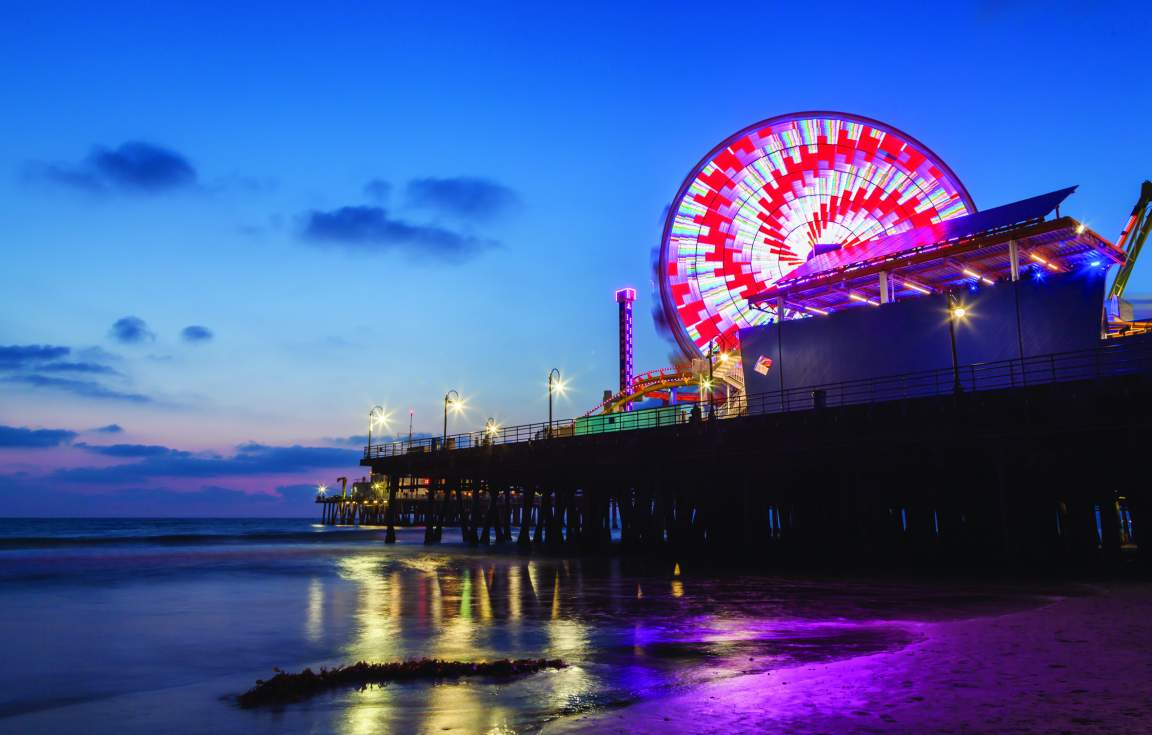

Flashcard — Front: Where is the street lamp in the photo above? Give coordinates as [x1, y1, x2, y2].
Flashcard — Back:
[547, 368, 565, 436]
[443, 390, 462, 448]
[484, 417, 499, 445]
[705, 340, 722, 418]
[407, 409, 414, 448]
[947, 293, 967, 393]
[368, 405, 390, 448]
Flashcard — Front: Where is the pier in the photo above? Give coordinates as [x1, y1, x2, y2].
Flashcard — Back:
[358, 338, 1150, 569]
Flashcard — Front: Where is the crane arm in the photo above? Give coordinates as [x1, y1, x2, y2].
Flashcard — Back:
[1110, 180, 1152, 302]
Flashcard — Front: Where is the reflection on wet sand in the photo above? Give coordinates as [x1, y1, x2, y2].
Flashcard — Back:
[285, 547, 978, 735]
[331, 552, 604, 734]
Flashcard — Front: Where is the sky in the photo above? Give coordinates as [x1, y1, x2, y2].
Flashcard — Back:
[2, 1, 1151, 516]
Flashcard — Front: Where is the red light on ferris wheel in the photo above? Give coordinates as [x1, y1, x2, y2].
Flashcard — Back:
[658, 111, 975, 357]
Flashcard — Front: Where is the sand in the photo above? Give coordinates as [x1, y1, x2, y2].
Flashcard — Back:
[543, 583, 1152, 735]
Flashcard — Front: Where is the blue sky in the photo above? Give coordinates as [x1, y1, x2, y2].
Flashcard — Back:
[2, 1, 1151, 515]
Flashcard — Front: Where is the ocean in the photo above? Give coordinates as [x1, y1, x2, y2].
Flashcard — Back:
[0, 518, 1049, 734]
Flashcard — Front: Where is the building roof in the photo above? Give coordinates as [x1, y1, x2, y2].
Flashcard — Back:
[747, 187, 1125, 317]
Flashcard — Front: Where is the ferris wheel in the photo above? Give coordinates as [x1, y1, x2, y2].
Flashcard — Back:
[658, 111, 976, 357]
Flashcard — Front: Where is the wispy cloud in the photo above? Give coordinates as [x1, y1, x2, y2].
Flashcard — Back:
[76, 443, 189, 458]
[324, 432, 435, 447]
[301, 206, 494, 259]
[51, 441, 359, 484]
[38, 361, 121, 375]
[406, 176, 519, 221]
[0, 424, 77, 448]
[91, 424, 124, 434]
[4, 374, 151, 403]
[27, 141, 197, 194]
[1, 344, 141, 402]
[0, 345, 70, 369]
[0, 481, 309, 518]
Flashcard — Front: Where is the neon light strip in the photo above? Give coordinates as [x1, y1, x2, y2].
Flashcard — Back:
[848, 292, 879, 306]
[961, 268, 994, 285]
[1029, 253, 1062, 272]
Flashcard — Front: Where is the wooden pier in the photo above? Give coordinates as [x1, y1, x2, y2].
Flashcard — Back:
[357, 341, 1151, 569]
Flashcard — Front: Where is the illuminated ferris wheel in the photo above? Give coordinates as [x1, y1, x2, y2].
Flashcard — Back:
[658, 111, 976, 357]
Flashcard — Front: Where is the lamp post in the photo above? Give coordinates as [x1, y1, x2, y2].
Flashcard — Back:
[947, 293, 966, 393]
[407, 409, 414, 449]
[547, 368, 563, 437]
[443, 390, 460, 449]
[484, 417, 498, 446]
[368, 405, 386, 449]
[707, 340, 718, 418]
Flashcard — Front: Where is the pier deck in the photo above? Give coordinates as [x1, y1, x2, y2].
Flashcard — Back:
[360, 339, 1152, 568]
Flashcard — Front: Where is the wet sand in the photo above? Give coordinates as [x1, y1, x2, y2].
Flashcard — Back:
[544, 583, 1152, 734]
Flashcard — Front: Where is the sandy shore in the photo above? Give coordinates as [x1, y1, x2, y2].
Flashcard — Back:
[544, 583, 1152, 735]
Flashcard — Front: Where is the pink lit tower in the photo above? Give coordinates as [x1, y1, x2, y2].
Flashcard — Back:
[615, 288, 636, 398]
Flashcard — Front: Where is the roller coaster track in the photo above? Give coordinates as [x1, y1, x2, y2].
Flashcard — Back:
[584, 358, 745, 415]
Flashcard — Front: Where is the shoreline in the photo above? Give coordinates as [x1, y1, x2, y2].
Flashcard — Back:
[543, 583, 1152, 734]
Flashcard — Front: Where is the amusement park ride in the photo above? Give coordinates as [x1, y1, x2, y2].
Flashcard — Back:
[334, 111, 1152, 572]
[587, 112, 1151, 418]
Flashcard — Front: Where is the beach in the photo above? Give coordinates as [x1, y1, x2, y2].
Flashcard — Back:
[0, 519, 1147, 734]
[546, 584, 1152, 734]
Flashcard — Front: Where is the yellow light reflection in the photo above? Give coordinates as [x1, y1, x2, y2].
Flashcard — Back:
[342, 685, 395, 735]
[526, 560, 540, 601]
[551, 573, 562, 620]
[338, 556, 400, 735]
[306, 577, 324, 643]
[507, 564, 522, 624]
[338, 557, 398, 662]
[477, 565, 493, 622]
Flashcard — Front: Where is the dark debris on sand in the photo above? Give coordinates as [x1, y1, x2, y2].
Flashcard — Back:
[237, 658, 567, 707]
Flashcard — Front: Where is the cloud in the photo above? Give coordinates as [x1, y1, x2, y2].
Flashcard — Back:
[406, 176, 519, 221]
[38, 361, 120, 375]
[0, 424, 77, 448]
[325, 432, 435, 447]
[4, 374, 151, 403]
[301, 206, 493, 259]
[180, 325, 213, 343]
[110, 316, 155, 344]
[326, 434, 370, 447]
[92, 424, 124, 434]
[275, 483, 324, 501]
[29, 141, 197, 194]
[76, 443, 189, 458]
[0, 481, 307, 518]
[364, 179, 391, 202]
[0, 345, 70, 369]
[1, 343, 135, 402]
[51, 441, 360, 484]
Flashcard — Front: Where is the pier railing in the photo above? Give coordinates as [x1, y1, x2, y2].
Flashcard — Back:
[364, 337, 1152, 459]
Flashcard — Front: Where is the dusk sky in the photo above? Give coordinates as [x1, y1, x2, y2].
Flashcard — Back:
[3, 1, 1151, 516]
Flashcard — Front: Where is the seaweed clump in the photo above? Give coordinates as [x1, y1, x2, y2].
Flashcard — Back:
[238, 658, 567, 707]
